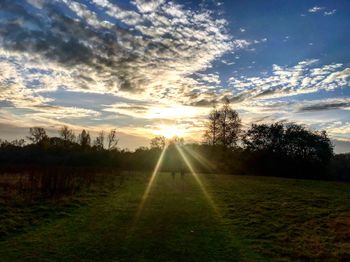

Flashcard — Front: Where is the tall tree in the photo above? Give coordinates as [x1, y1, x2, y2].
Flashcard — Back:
[204, 100, 241, 148]
[27, 127, 48, 144]
[204, 104, 220, 145]
[218, 99, 241, 148]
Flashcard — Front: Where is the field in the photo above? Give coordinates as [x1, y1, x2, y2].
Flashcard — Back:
[0, 171, 349, 261]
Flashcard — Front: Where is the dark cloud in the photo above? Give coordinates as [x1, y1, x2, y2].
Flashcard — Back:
[299, 101, 350, 112]
[189, 99, 216, 107]
[0, 101, 14, 107]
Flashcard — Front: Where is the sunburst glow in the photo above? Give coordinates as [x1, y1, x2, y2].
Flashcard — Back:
[133, 145, 168, 223]
[146, 105, 204, 119]
[183, 146, 216, 171]
[154, 124, 187, 138]
[175, 145, 220, 216]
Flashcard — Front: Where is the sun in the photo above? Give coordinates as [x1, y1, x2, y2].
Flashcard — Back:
[155, 124, 186, 138]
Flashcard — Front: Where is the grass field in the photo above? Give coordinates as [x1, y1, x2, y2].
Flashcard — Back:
[0, 172, 349, 261]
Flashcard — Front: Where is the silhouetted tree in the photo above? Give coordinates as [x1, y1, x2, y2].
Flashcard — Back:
[78, 130, 91, 148]
[204, 99, 241, 148]
[94, 131, 105, 150]
[15, 139, 25, 147]
[59, 126, 75, 143]
[168, 136, 184, 146]
[242, 122, 333, 177]
[204, 104, 220, 145]
[27, 127, 48, 144]
[283, 123, 333, 163]
[243, 122, 284, 153]
[150, 136, 166, 149]
[218, 99, 241, 148]
[107, 129, 118, 150]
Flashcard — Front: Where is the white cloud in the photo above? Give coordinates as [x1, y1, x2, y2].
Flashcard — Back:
[227, 60, 350, 100]
[308, 6, 325, 13]
[308, 6, 336, 16]
[0, 0, 249, 107]
[133, 0, 165, 13]
[232, 39, 251, 49]
[324, 9, 337, 16]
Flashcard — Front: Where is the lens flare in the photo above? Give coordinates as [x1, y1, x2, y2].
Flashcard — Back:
[175, 145, 220, 216]
[133, 146, 168, 223]
[183, 146, 216, 171]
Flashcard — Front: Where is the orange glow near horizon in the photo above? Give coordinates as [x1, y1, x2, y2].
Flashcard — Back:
[153, 124, 187, 138]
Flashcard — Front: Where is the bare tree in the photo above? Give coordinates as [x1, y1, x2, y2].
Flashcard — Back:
[107, 129, 118, 150]
[218, 99, 241, 148]
[204, 99, 241, 148]
[59, 125, 75, 142]
[94, 131, 105, 150]
[27, 127, 48, 144]
[204, 104, 220, 145]
[150, 136, 166, 149]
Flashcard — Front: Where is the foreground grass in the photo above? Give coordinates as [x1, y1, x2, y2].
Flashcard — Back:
[0, 173, 246, 261]
[0, 172, 349, 261]
[205, 175, 350, 261]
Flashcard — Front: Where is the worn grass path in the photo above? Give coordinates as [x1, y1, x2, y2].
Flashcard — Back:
[0, 173, 253, 261]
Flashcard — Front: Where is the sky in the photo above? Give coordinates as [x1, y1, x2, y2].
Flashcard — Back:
[0, 0, 349, 152]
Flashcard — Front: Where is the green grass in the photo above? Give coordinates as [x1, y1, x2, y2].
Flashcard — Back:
[205, 175, 350, 261]
[0, 172, 349, 261]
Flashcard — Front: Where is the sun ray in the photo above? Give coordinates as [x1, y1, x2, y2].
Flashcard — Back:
[133, 145, 168, 223]
[175, 145, 220, 216]
[183, 146, 216, 171]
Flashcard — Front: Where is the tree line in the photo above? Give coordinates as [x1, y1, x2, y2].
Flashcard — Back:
[0, 100, 348, 181]
[22, 126, 119, 151]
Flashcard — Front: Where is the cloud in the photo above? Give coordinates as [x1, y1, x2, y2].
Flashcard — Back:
[324, 9, 337, 16]
[103, 102, 207, 121]
[298, 99, 350, 112]
[241, 98, 350, 113]
[227, 60, 350, 101]
[320, 121, 350, 143]
[29, 105, 100, 119]
[0, 0, 240, 103]
[133, 0, 165, 13]
[307, 6, 336, 16]
[308, 6, 325, 13]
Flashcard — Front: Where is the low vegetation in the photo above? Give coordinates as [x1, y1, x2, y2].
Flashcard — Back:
[0, 173, 348, 261]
